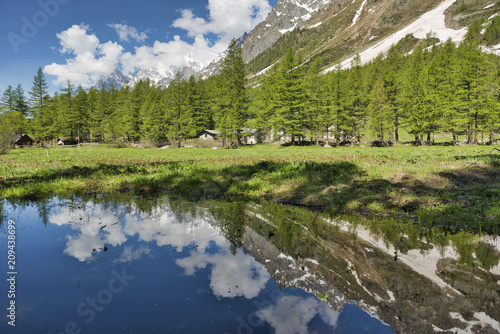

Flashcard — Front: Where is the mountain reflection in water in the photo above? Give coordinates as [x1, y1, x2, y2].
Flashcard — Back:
[0, 195, 498, 333]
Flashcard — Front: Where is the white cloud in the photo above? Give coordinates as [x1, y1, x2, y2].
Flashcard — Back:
[115, 246, 151, 263]
[173, 0, 272, 52]
[44, 24, 123, 87]
[57, 23, 100, 54]
[49, 201, 128, 262]
[49, 200, 270, 299]
[108, 23, 149, 43]
[176, 250, 270, 299]
[44, 1, 274, 87]
[173, 0, 271, 38]
[120, 35, 213, 75]
[257, 295, 339, 334]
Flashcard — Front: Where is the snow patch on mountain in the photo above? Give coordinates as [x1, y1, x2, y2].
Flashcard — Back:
[308, 21, 322, 28]
[280, 25, 298, 34]
[483, 42, 500, 56]
[350, 0, 367, 27]
[325, 0, 468, 72]
[241, 0, 333, 62]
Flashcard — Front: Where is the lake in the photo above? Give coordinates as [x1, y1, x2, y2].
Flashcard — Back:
[0, 195, 499, 333]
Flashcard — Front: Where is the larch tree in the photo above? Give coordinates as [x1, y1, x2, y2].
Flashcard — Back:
[167, 73, 191, 148]
[305, 57, 327, 146]
[275, 48, 307, 145]
[368, 77, 391, 142]
[29, 67, 50, 141]
[218, 38, 248, 146]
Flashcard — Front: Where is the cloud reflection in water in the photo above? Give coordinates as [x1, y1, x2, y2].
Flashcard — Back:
[48, 200, 339, 332]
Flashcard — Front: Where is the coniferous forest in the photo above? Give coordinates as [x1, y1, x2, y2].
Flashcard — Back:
[1, 22, 500, 149]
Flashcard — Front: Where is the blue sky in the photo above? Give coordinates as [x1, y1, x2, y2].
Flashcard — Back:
[0, 0, 278, 95]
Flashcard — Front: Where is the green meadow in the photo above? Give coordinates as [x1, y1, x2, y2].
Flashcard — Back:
[1, 144, 499, 234]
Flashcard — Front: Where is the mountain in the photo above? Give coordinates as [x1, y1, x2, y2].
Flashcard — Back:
[241, 0, 338, 62]
[244, 0, 498, 76]
[95, 68, 128, 90]
[95, 0, 498, 88]
[126, 60, 202, 87]
[199, 32, 250, 79]
[95, 55, 203, 89]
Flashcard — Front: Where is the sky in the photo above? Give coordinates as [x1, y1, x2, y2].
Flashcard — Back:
[0, 0, 278, 95]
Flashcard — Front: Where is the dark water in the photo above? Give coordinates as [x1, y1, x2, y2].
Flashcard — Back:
[0, 195, 499, 333]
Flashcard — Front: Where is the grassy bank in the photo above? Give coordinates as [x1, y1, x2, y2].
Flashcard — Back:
[1, 144, 499, 233]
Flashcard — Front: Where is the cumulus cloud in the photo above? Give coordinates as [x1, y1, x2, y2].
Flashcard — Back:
[44, 0, 273, 87]
[49, 200, 270, 299]
[115, 246, 151, 263]
[173, 0, 271, 38]
[176, 250, 270, 299]
[120, 35, 213, 75]
[49, 201, 128, 262]
[108, 23, 149, 43]
[173, 0, 272, 51]
[257, 295, 339, 334]
[44, 24, 123, 87]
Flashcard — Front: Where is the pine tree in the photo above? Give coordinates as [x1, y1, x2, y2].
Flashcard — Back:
[1, 85, 16, 112]
[328, 67, 348, 146]
[92, 89, 107, 142]
[140, 87, 167, 146]
[0, 88, 17, 150]
[29, 67, 49, 116]
[111, 86, 130, 141]
[457, 37, 485, 144]
[29, 68, 52, 141]
[32, 94, 57, 143]
[368, 77, 391, 142]
[384, 46, 403, 142]
[216, 38, 248, 146]
[166, 73, 191, 147]
[47, 93, 63, 140]
[275, 48, 307, 145]
[59, 80, 76, 139]
[74, 87, 89, 143]
[482, 54, 500, 142]
[428, 40, 460, 144]
[399, 46, 427, 144]
[124, 80, 150, 142]
[305, 57, 327, 146]
[346, 55, 369, 143]
[103, 84, 120, 142]
[9, 84, 30, 137]
[86, 88, 99, 141]
[187, 75, 210, 133]
[249, 69, 278, 142]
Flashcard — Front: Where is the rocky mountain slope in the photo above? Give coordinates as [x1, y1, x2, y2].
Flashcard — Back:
[96, 0, 499, 88]
[245, 0, 498, 76]
[95, 57, 203, 89]
[241, 0, 337, 62]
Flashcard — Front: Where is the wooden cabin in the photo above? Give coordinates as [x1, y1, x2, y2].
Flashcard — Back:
[198, 130, 221, 141]
[57, 137, 77, 145]
[14, 134, 34, 148]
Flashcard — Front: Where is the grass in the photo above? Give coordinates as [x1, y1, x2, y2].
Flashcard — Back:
[1, 144, 499, 234]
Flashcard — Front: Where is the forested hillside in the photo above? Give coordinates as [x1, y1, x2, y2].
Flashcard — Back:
[1, 19, 499, 148]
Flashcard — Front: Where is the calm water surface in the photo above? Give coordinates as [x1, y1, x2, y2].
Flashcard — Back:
[0, 195, 499, 333]
[0, 196, 393, 334]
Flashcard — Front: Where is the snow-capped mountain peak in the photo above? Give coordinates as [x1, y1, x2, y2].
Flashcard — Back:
[241, 0, 333, 62]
